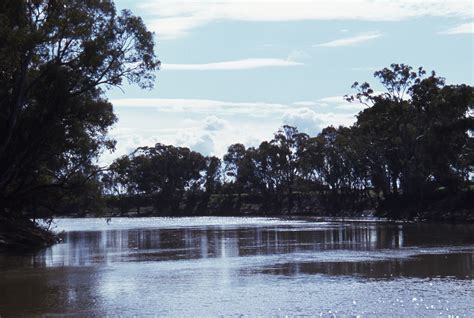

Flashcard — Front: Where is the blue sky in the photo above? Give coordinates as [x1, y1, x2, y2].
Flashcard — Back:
[102, 0, 473, 163]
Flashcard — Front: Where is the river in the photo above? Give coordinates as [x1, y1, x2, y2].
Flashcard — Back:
[0, 217, 473, 316]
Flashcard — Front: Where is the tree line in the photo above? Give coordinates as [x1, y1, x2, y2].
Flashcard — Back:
[1, 2, 472, 223]
[102, 64, 474, 219]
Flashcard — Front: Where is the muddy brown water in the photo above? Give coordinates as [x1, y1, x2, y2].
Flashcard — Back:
[0, 217, 473, 316]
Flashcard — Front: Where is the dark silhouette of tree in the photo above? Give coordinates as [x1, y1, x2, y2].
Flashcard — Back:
[0, 0, 159, 218]
[204, 156, 222, 195]
[348, 64, 473, 202]
[270, 126, 309, 212]
[106, 144, 211, 214]
[223, 143, 248, 199]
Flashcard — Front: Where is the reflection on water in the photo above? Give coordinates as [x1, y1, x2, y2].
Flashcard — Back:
[0, 217, 473, 316]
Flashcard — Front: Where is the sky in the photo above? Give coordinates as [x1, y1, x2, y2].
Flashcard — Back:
[102, 0, 474, 163]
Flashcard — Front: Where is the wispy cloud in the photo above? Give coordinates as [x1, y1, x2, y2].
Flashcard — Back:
[439, 22, 474, 34]
[315, 32, 383, 47]
[292, 101, 318, 106]
[111, 98, 291, 117]
[140, 1, 472, 39]
[163, 58, 303, 71]
[111, 98, 289, 109]
[317, 96, 347, 104]
[111, 97, 365, 117]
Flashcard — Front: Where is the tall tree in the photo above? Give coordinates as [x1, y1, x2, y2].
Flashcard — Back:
[348, 64, 473, 200]
[270, 126, 308, 212]
[109, 144, 207, 214]
[0, 0, 159, 217]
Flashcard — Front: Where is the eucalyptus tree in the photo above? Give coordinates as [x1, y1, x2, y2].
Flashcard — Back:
[348, 64, 473, 201]
[108, 144, 208, 214]
[0, 0, 159, 217]
[223, 143, 248, 198]
[204, 156, 222, 195]
[270, 126, 308, 212]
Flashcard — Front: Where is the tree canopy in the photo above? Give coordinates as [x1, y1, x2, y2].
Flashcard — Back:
[0, 0, 159, 217]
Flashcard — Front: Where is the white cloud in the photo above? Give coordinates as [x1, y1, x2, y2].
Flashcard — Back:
[281, 108, 324, 134]
[315, 32, 383, 47]
[316, 112, 359, 128]
[148, 16, 209, 40]
[161, 120, 274, 157]
[102, 95, 370, 164]
[111, 96, 366, 115]
[105, 126, 219, 160]
[191, 134, 215, 155]
[111, 98, 287, 108]
[317, 95, 368, 111]
[163, 58, 302, 70]
[111, 97, 366, 118]
[335, 103, 368, 112]
[176, 131, 215, 155]
[203, 115, 229, 131]
[317, 96, 347, 104]
[101, 129, 160, 164]
[111, 98, 292, 117]
[292, 101, 318, 106]
[140, 0, 473, 39]
[103, 114, 271, 160]
[439, 22, 474, 34]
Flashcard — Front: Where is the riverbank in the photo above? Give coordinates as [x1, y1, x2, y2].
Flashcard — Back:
[0, 216, 59, 251]
[103, 189, 474, 223]
[1, 200, 473, 252]
[69, 208, 474, 224]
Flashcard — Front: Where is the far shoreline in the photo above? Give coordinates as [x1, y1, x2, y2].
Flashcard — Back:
[51, 212, 474, 224]
[2, 212, 473, 252]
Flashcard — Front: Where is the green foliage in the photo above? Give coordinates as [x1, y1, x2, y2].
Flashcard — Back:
[105, 144, 220, 214]
[349, 64, 473, 200]
[0, 0, 159, 217]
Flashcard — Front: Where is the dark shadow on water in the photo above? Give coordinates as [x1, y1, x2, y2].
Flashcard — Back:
[249, 253, 473, 279]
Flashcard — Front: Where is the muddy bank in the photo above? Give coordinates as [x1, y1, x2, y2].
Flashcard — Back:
[0, 216, 59, 251]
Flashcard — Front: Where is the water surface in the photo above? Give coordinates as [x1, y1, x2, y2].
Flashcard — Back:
[0, 217, 473, 316]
